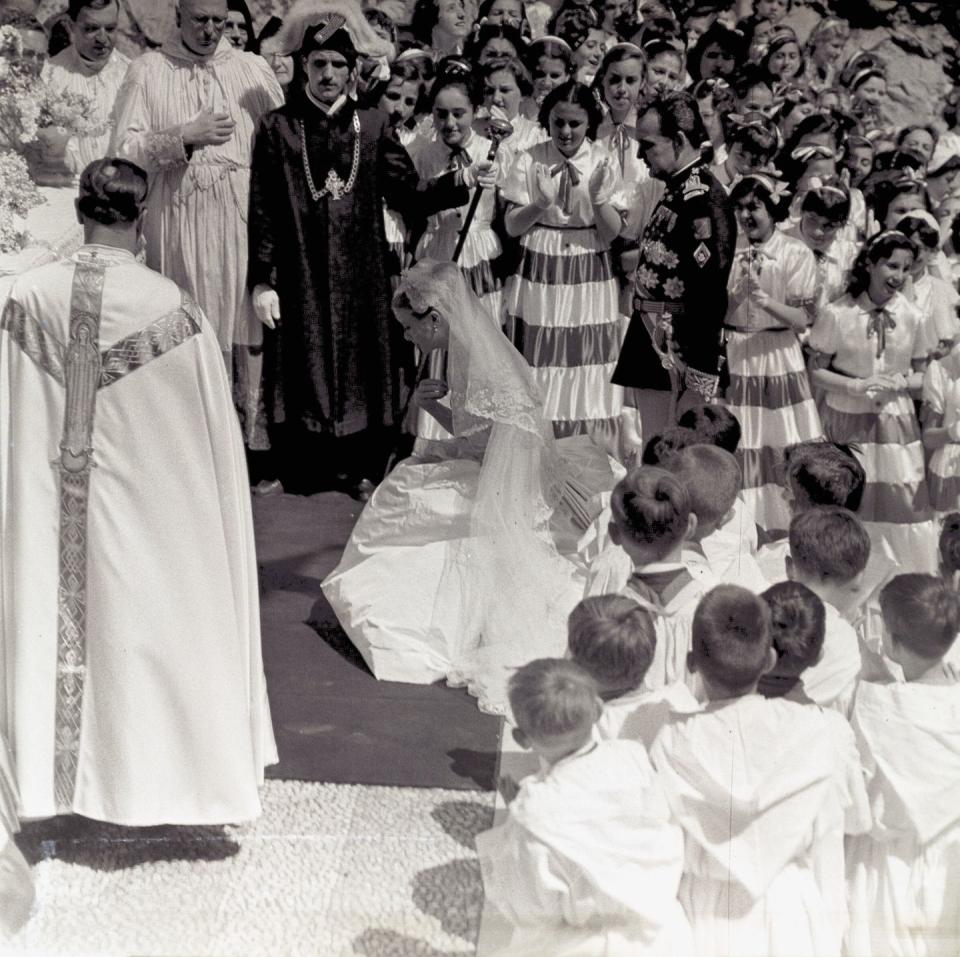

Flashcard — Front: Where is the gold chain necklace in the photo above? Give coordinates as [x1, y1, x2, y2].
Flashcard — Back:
[298, 111, 361, 202]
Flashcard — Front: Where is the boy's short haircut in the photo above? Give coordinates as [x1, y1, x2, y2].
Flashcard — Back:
[692, 585, 772, 690]
[880, 574, 960, 661]
[788, 506, 871, 583]
[567, 594, 657, 689]
[677, 403, 742, 453]
[785, 440, 865, 512]
[940, 512, 960, 573]
[761, 581, 825, 676]
[660, 444, 741, 529]
[641, 426, 700, 465]
[610, 467, 691, 555]
[508, 658, 600, 740]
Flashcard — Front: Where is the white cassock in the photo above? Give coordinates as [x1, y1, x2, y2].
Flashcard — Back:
[0, 244, 276, 825]
[650, 696, 871, 957]
[111, 34, 283, 354]
[41, 46, 131, 175]
[476, 734, 694, 956]
[846, 681, 960, 957]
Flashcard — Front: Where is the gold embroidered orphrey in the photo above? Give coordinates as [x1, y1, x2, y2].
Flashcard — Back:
[1, 257, 202, 812]
[54, 258, 106, 811]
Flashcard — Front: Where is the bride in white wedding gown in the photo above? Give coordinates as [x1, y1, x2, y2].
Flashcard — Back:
[322, 260, 617, 715]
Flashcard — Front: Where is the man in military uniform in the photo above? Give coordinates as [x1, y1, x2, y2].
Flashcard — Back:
[612, 90, 736, 455]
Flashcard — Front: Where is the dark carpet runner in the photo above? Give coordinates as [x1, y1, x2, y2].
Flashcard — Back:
[252, 492, 502, 791]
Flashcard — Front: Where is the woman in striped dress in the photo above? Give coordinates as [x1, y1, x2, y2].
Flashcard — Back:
[809, 231, 938, 573]
[723, 173, 823, 540]
[413, 69, 504, 324]
[412, 66, 506, 443]
[502, 80, 626, 453]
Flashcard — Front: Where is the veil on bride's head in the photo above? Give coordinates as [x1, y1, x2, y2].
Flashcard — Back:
[397, 259, 546, 440]
[398, 262, 576, 716]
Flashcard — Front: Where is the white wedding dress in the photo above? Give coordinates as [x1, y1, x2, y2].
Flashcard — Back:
[322, 265, 616, 715]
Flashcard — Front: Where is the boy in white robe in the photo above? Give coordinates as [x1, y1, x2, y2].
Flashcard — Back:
[476, 658, 693, 957]
[676, 403, 760, 561]
[661, 444, 770, 592]
[566, 595, 699, 748]
[756, 581, 826, 705]
[607, 467, 717, 692]
[846, 574, 960, 957]
[782, 507, 870, 714]
[650, 586, 871, 957]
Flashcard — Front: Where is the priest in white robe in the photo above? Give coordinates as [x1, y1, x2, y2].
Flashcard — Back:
[110, 0, 283, 368]
[40, 0, 130, 176]
[0, 158, 276, 825]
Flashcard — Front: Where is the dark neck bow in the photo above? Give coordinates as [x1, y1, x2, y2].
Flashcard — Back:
[446, 145, 468, 172]
[736, 244, 774, 276]
[610, 123, 634, 174]
[551, 159, 581, 215]
[627, 567, 693, 612]
[867, 305, 896, 359]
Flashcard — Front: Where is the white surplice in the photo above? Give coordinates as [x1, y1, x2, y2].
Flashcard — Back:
[597, 682, 700, 750]
[650, 696, 871, 957]
[0, 245, 276, 825]
[476, 734, 693, 956]
[41, 46, 131, 175]
[846, 680, 960, 957]
[111, 35, 283, 351]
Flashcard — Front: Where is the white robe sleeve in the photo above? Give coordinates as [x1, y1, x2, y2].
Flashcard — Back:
[110, 58, 189, 171]
[476, 816, 577, 928]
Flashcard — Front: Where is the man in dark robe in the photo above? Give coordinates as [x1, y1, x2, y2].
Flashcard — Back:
[248, 1, 491, 498]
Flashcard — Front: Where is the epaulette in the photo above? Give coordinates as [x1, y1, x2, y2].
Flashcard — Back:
[683, 171, 708, 200]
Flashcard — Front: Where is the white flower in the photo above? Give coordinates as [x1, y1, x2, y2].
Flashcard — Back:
[663, 277, 685, 299]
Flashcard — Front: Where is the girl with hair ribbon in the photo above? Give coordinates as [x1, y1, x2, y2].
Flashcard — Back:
[808, 230, 938, 572]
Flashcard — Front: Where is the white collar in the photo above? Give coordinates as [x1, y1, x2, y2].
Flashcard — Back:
[305, 88, 349, 116]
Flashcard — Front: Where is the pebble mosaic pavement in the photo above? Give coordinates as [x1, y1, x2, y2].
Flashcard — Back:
[10, 780, 495, 956]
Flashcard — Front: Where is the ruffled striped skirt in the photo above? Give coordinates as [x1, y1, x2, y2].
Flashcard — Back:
[929, 444, 960, 513]
[415, 225, 504, 442]
[504, 224, 625, 455]
[821, 391, 937, 573]
[724, 329, 823, 539]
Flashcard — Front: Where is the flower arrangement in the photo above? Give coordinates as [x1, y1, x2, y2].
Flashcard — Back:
[0, 25, 99, 155]
[0, 149, 44, 254]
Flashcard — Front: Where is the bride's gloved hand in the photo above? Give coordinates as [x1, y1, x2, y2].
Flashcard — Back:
[414, 378, 449, 406]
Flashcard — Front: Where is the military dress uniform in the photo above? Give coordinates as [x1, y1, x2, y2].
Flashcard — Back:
[612, 154, 736, 405]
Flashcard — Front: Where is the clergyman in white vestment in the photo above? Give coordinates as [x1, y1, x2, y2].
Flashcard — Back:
[40, 0, 131, 176]
[110, 0, 283, 361]
[0, 159, 276, 825]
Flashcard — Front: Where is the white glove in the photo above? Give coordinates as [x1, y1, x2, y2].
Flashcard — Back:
[948, 420, 960, 442]
[253, 283, 280, 329]
[530, 163, 559, 210]
[462, 159, 497, 190]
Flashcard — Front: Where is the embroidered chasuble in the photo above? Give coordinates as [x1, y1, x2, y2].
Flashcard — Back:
[0, 247, 276, 825]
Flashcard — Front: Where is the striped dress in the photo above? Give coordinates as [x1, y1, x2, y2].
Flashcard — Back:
[412, 132, 504, 325]
[723, 230, 823, 539]
[922, 345, 960, 513]
[502, 139, 627, 453]
[809, 292, 938, 573]
[412, 132, 505, 444]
